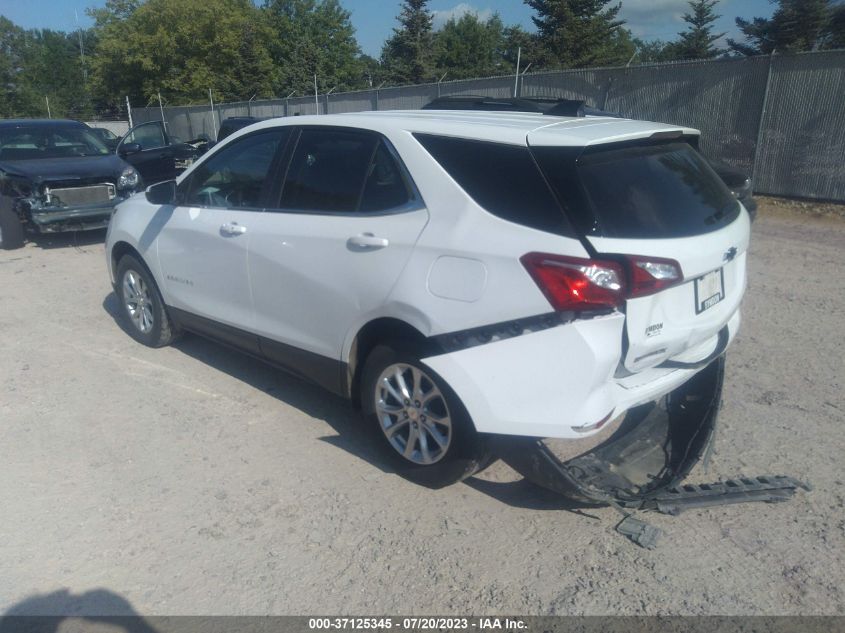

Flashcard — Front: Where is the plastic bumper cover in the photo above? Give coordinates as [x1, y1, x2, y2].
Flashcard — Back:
[30, 201, 120, 232]
[422, 308, 740, 440]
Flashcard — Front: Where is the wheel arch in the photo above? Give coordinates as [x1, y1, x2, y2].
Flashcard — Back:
[346, 316, 436, 408]
[110, 241, 149, 282]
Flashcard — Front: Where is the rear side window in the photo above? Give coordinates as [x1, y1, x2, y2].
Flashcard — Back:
[534, 142, 740, 239]
[280, 129, 377, 213]
[360, 143, 412, 212]
[414, 134, 572, 236]
[277, 129, 413, 214]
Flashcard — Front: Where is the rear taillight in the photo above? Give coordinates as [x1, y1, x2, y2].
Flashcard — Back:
[521, 253, 685, 312]
[625, 255, 684, 298]
[520, 253, 625, 311]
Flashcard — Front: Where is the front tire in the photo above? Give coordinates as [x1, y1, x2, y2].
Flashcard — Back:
[0, 195, 25, 250]
[115, 254, 178, 348]
[360, 343, 489, 488]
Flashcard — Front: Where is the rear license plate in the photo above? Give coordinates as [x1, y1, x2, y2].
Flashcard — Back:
[695, 268, 725, 314]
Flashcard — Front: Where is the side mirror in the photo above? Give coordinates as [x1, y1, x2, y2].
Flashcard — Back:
[145, 180, 177, 205]
[119, 142, 142, 156]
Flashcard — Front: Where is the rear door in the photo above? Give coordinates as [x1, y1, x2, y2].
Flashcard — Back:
[532, 139, 751, 373]
[246, 126, 429, 366]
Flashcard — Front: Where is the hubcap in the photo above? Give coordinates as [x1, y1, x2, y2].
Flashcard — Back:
[375, 363, 452, 465]
[122, 269, 154, 334]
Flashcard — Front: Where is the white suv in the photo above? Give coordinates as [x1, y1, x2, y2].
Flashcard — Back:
[105, 110, 749, 494]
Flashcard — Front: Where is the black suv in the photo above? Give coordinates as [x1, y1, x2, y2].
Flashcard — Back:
[0, 119, 143, 249]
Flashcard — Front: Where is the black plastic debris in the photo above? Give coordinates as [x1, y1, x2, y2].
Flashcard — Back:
[615, 515, 662, 550]
[490, 356, 811, 549]
[643, 475, 812, 516]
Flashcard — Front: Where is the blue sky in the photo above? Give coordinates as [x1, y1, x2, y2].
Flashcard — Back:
[2, 0, 776, 56]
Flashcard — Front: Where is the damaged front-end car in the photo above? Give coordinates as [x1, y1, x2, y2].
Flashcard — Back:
[0, 119, 143, 250]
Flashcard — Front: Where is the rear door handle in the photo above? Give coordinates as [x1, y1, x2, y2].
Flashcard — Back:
[347, 233, 389, 250]
[220, 222, 247, 237]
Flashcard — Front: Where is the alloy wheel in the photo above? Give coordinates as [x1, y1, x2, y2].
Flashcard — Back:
[122, 269, 155, 334]
[375, 363, 452, 465]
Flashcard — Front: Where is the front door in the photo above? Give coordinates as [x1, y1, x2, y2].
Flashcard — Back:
[155, 128, 291, 347]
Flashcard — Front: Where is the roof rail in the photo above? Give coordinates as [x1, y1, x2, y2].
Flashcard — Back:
[422, 96, 616, 118]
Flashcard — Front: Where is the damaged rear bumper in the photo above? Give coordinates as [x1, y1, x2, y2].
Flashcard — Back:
[493, 356, 727, 507]
[421, 309, 740, 440]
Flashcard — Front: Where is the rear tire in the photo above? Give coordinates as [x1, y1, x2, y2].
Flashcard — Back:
[360, 343, 490, 488]
[0, 196, 25, 250]
[115, 254, 178, 348]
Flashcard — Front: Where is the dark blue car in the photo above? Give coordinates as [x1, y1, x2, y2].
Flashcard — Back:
[0, 119, 143, 250]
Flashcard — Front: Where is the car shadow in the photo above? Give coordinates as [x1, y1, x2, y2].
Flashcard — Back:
[102, 291, 388, 473]
[101, 291, 601, 515]
[0, 589, 159, 632]
[28, 228, 107, 250]
[462, 477, 603, 518]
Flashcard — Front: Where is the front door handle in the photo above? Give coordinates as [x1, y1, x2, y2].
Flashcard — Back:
[220, 222, 247, 237]
[347, 233, 389, 250]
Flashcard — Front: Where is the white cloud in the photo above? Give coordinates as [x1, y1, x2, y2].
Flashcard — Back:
[617, 0, 688, 40]
[432, 3, 495, 30]
[618, 0, 753, 44]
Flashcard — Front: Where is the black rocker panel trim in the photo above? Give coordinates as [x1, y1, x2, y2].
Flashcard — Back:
[169, 307, 347, 397]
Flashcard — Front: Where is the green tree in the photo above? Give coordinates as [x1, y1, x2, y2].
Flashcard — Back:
[0, 17, 30, 117]
[381, 0, 436, 84]
[88, 0, 142, 27]
[501, 24, 538, 68]
[434, 13, 507, 79]
[827, 3, 845, 49]
[263, 0, 365, 96]
[672, 0, 726, 60]
[359, 54, 386, 88]
[89, 0, 277, 108]
[0, 17, 93, 118]
[524, 0, 629, 68]
[20, 28, 93, 118]
[631, 38, 674, 64]
[728, 0, 839, 55]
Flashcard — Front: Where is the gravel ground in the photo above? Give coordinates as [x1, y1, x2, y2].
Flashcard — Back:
[1, 201, 843, 616]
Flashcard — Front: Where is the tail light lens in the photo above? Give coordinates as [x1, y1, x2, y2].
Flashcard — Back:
[520, 253, 625, 311]
[521, 253, 684, 311]
[625, 255, 684, 298]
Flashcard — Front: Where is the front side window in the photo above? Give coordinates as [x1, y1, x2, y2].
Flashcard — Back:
[183, 129, 288, 209]
[125, 122, 166, 150]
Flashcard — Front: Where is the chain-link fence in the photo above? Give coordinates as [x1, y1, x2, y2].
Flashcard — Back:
[131, 50, 845, 202]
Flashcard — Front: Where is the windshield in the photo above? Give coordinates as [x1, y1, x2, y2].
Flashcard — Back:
[0, 126, 111, 161]
[534, 142, 740, 239]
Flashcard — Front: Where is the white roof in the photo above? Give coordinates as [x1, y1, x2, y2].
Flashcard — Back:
[256, 109, 700, 147]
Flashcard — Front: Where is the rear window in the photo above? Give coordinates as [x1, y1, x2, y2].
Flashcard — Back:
[534, 142, 740, 239]
[415, 134, 572, 236]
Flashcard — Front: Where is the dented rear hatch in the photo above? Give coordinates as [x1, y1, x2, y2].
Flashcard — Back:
[530, 135, 751, 373]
